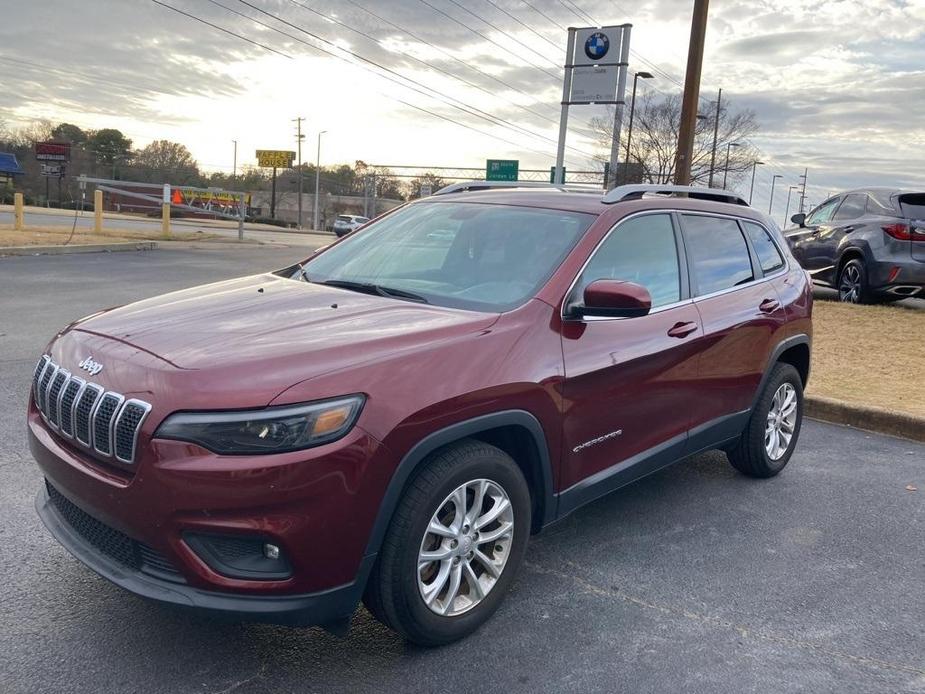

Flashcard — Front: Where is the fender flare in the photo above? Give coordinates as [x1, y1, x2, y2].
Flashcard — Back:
[361, 410, 556, 563]
[751, 334, 811, 412]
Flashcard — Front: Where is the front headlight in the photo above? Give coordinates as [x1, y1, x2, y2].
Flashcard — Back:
[155, 395, 365, 455]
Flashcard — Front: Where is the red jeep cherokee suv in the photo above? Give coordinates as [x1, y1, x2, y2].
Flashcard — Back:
[30, 184, 812, 645]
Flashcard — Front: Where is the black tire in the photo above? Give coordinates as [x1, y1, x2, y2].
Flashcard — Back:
[363, 439, 531, 646]
[837, 258, 876, 304]
[727, 363, 803, 478]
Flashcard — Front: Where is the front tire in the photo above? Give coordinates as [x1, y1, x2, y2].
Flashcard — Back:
[363, 440, 531, 646]
[727, 363, 803, 478]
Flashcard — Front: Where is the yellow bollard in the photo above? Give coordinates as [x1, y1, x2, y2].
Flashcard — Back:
[94, 189, 103, 233]
[162, 202, 171, 237]
[13, 192, 24, 230]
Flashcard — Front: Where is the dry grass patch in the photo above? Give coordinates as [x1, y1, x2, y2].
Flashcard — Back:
[808, 299, 925, 417]
[0, 225, 217, 247]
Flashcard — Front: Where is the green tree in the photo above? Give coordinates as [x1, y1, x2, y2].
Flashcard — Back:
[51, 123, 88, 144]
[86, 128, 133, 175]
[408, 172, 447, 198]
[131, 139, 201, 184]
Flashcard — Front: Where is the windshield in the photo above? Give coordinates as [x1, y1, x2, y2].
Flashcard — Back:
[303, 201, 594, 311]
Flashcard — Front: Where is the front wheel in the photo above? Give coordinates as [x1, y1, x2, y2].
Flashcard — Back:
[363, 440, 531, 646]
[727, 363, 804, 478]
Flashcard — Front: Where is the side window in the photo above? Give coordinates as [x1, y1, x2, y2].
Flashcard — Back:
[576, 214, 680, 308]
[868, 191, 895, 215]
[833, 193, 868, 221]
[805, 198, 840, 225]
[682, 215, 754, 295]
[742, 221, 785, 274]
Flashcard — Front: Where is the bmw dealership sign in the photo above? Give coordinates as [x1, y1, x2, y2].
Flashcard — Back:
[584, 32, 610, 60]
[569, 26, 628, 105]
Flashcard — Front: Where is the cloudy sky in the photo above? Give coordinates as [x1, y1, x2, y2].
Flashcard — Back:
[2, 0, 924, 218]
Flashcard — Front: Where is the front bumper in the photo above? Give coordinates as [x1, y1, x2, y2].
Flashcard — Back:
[36, 484, 373, 626]
[29, 402, 395, 627]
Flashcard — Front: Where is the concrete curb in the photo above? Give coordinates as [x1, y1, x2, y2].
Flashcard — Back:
[0, 241, 158, 256]
[805, 395, 925, 443]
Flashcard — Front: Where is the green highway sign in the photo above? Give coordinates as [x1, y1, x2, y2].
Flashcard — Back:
[486, 159, 519, 181]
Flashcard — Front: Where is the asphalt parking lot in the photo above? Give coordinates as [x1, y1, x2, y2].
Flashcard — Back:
[1, 247, 923, 694]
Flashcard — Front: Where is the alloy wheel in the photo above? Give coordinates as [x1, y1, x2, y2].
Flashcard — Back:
[839, 264, 862, 303]
[765, 383, 798, 460]
[417, 478, 514, 617]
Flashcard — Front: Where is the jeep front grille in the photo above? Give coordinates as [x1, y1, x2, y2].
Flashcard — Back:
[34, 356, 152, 464]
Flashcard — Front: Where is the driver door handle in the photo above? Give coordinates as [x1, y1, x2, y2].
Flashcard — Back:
[667, 321, 698, 338]
[759, 298, 780, 314]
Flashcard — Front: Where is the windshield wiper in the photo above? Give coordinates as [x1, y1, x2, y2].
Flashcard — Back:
[315, 279, 429, 304]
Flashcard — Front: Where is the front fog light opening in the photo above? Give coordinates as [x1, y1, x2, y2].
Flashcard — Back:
[184, 532, 293, 581]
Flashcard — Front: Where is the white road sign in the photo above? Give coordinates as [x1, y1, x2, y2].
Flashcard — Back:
[569, 26, 628, 104]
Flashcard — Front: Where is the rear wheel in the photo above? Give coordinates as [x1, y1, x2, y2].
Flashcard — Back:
[727, 363, 803, 478]
[837, 258, 875, 304]
[363, 440, 531, 646]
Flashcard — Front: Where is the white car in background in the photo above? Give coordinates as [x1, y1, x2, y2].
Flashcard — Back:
[333, 214, 370, 237]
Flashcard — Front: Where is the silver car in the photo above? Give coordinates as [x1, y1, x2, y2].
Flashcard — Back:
[333, 214, 370, 237]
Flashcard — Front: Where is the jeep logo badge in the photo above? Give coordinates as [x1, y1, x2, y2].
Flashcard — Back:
[78, 355, 103, 376]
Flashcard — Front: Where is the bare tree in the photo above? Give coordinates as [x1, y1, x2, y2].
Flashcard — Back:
[408, 172, 447, 198]
[590, 93, 759, 188]
[131, 140, 201, 184]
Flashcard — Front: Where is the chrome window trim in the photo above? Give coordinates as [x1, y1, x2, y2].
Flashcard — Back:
[76, 383, 104, 447]
[113, 400, 153, 464]
[92, 392, 124, 457]
[50, 369, 71, 427]
[41, 364, 60, 425]
[561, 209, 791, 323]
[60, 376, 86, 439]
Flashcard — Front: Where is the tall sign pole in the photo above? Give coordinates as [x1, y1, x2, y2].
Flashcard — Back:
[554, 28, 577, 186]
[607, 25, 632, 189]
[674, 0, 710, 186]
[708, 88, 722, 187]
[555, 25, 631, 188]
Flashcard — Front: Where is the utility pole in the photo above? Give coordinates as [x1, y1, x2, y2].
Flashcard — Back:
[232, 140, 237, 182]
[293, 117, 305, 228]
[768, 174, 782, 215]
[674, 0, 710, 186]
[748, 160, 764, 205]
[313, 130, 326, 231]
[708, 88, 722, 187]
[798, 167, 808, 213]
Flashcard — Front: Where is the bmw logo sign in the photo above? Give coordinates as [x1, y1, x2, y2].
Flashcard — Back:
[584, 32, 609, 60]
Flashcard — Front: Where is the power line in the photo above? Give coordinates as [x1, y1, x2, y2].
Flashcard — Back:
[479, 0, 564, 55]
[148, 0, 587, 165]
[150, 0, 292, 58]
[230, 0, 597, 162]
[414, 0, 560, 81]
[523, 0, 568, 31]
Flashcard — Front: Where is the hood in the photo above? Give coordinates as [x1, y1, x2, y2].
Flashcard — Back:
[57, 274, 499, 408]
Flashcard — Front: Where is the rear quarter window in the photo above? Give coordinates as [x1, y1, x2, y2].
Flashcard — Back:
[742, 221, 785, 274]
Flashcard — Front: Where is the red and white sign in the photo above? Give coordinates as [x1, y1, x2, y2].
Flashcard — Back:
[35, 141, 71, 162]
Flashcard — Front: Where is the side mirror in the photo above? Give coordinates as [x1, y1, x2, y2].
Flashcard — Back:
[791, 213, 806, 227]
[572, 279, 652, 319]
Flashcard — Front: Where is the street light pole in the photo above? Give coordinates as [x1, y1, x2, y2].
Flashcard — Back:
[748, 160, 764, 204]
[784, 185, 799, 227]
[313, 130, 326, 232]
[722, 142, 740, 188]
[707, 87, 722, 187]
[624, 71, 654, 177]
[232, 140, 237, 182]
[768, 174, 783, 215]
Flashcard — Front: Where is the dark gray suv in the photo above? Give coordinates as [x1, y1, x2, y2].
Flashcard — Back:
[785, 188, 925, 303]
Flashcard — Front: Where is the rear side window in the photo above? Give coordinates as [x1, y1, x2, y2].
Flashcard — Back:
[898, 193, 925, 221]
[682, 215, 754, 295]
[577, 213, 680, 308]
[742, 221, 785, 274]
[833, 194, 868, 220]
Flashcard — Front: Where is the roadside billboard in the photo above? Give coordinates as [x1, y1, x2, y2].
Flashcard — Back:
[256, 150, 295, 168]
[35, 142, 71, 161]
